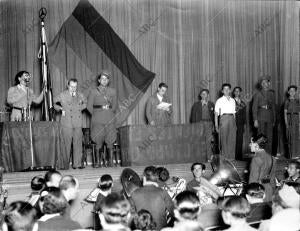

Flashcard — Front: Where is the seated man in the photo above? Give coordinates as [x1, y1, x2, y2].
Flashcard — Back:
[162, 191, 203, 231]
[285, 160, 300, 183]
[186, 162, 221, 205]
[221, 196, 256, 231]
[130, 166, 174, 230]
[97, 192, 131, 231]
[156, 167, 186, 200]
[259, 184, 300, 231]
[244, 183, 272, 223]
[27, 176, 45, 207]
[44, 170, 62, 188]
[2, 201, 38, 231]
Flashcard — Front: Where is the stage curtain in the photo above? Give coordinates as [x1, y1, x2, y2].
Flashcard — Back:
[0, 0, 299, 154]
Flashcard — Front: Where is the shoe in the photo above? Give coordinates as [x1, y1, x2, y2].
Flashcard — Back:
[72, 167, 77, 169]
[78, 166, 85, 169]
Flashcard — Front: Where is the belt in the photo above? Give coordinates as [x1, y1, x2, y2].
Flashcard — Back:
[12, 106, 23, 111]
[221, 113, 234, 116]
[287, 112, 299, 115]
[259, 105, 271, 110]
[93, 105, 112, 109]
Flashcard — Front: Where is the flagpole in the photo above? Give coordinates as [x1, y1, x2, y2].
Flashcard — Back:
[39, 7, 53, 121]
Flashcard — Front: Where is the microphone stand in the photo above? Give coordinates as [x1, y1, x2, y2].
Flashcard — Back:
[27, 87, 35, 169]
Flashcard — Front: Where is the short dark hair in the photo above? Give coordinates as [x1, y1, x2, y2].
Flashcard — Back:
[222, 83, 231, 90]
[174, 191, 200, 221]
[42, 187, 68, 214]
[132, 209, 156, 230]
[222, 196, 250, 218]
[143, 166, 157, 182]
[99, 193, 131, 225]
[68, 78, 78, 85]
[98, 174, 113, 191]
[156, 167, 170, 182]
[233, 86, 242, 92]
[14, 71, 29, 85]
[4, 201, 37, 231]
[200, 89, 209, 95]
[31, 175, 45, 191]
[191, 162, 206, 172]
[252, 133, 268, 149]
[289, 160, 300, 171]
[287, 85, 297, 91]
[158, 82, 168, 89]
[59, 175, 78, 191]
[44, 170, 61, 184]
[244, 183, 265, 199]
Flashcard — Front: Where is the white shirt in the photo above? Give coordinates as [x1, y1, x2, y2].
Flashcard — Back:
[157, 93, 163, 102]
[214, 95, 236, 116]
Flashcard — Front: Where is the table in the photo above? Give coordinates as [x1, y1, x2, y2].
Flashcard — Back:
[119, 123, 207, 166]
[0, 122, 69, 172]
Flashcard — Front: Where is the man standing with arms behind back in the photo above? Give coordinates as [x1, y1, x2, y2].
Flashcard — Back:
[252, 76, 276, 154]
[54, 79, 87, 169]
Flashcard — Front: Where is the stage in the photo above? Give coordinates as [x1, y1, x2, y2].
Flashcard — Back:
[3, 159, 288, 228]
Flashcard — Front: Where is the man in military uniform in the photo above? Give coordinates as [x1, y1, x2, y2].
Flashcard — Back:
[7, 71, 44, 121]
[54, 79, 87, 169]
[252, 76, 276, 154]
[87, 70, 118, 167]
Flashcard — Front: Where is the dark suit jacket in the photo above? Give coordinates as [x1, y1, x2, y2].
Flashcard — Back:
[145, 94, 172, 125]
[247, 202, 272, 223]
[252, 89, 276, 123]
[190, 101, 215, 123]
[38, 215, 81, 231]
[130, 184, 174, 230]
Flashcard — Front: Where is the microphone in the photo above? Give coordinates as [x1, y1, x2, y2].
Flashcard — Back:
[39, 7, 47, 20]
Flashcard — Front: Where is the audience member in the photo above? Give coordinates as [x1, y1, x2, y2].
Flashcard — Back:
[44, 170, 62, 188]
[27, 175, 44, 206]
[221, 196, 256, 231]
[93, 174, 114, 211]
[249, 134, 276, 202]
[162, 191, 203, 231]
[259, 184, 300, 231]
[97, 192, 131, 230]
[244, 183, 272, 223]
[131, 209, 156, 231]
[2, 201, 38, 231]
[285, 160, 300, 183]
[268, 208, 300, 231]
[186, 162, 221, 205]
[59, 175, 80, 218]
[131, 166, 174, 230]
[156, 167, 186, 199]
[38, 187, 81, 231]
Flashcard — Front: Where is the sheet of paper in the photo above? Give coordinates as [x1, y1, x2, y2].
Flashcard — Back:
[157, 102, 172, 110]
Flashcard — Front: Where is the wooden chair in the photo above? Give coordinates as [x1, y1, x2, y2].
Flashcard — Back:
[82, 128, 97, 167]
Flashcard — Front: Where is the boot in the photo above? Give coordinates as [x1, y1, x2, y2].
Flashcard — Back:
[108, 148, 114, 167]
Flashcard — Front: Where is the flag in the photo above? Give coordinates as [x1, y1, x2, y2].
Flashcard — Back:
[38, 15, 54, 121]
[49, 0, 155, 126]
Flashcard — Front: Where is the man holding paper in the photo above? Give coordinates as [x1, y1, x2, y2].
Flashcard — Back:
[146, 82, 172, 125]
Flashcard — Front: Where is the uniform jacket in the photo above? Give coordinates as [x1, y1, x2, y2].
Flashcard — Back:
[252, 89, 276, 123]
[145, 94, 172, 125]
[130, 184, 174, 230]
[190, 101, 215, 123]
[87, 86, 117, 125]
[53, 90, 87, 128]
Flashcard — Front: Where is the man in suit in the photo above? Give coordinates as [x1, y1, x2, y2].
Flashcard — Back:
[190, 89, 215, 161]
[252, 76, 276, 154]
[54, 78, 87, 169]
[87, 70, 118, 167]
[146, 82, 172, 126]
[130, 166, 174, 230]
